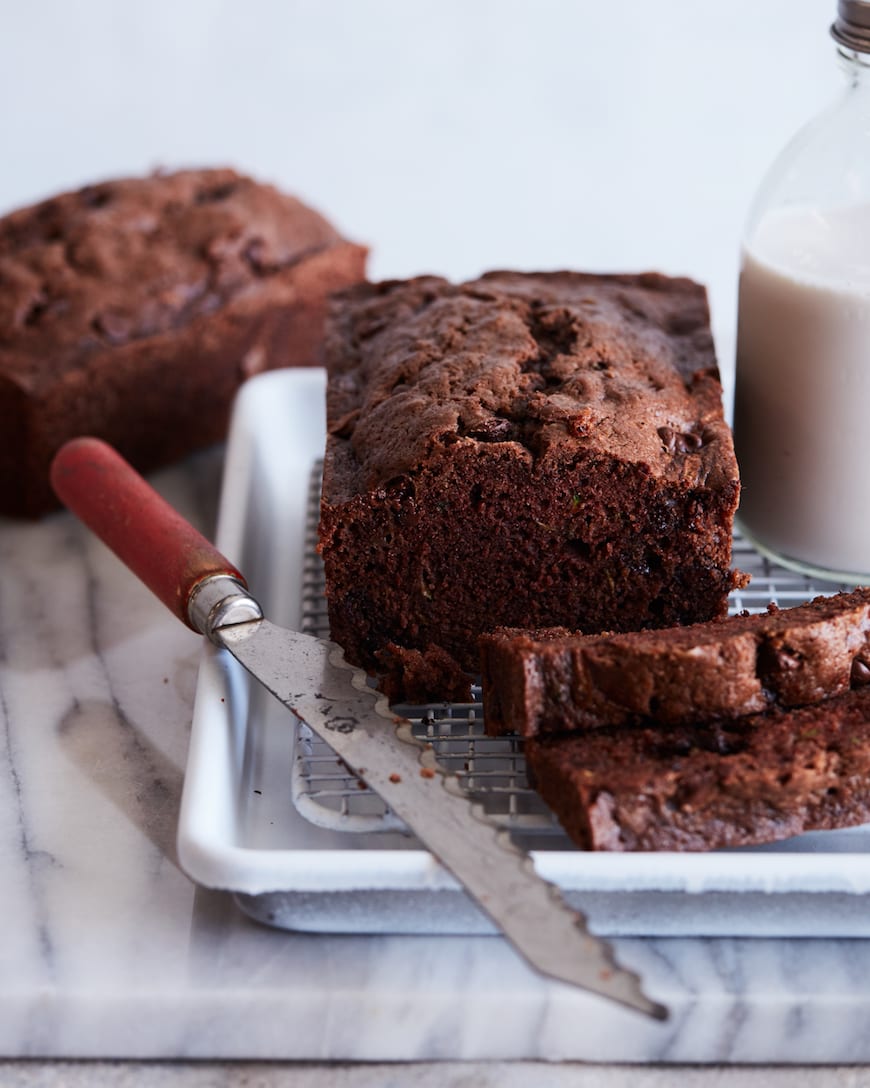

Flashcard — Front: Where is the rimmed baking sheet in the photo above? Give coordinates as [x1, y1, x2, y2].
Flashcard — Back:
[176, 368, 870, 937]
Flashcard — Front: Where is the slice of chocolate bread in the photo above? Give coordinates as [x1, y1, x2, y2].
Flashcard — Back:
[0, 167, 367, 516]
[481, 589, 870, 737]
[525, 685, 870, 851]
[319, 271, 743, 693]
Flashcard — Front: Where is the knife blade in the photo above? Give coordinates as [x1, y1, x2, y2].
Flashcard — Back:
[50, 436, 667, 1021]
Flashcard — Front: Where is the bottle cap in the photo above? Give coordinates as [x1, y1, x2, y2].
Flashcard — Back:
[832, 0, 870, 52]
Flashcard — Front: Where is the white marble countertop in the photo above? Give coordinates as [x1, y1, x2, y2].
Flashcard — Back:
[1, 1064, 869, 1087]
[2, 445, 870, 1072]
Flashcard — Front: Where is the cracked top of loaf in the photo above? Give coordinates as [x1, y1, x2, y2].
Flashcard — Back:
[0, 167, 346, 385]
[324, 270, 738, 499]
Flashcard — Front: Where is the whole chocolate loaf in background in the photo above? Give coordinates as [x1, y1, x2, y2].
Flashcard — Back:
[318, 270, 744, 695]
[525, 685, 870, 851]
[481, 588, 870, 737]
[0, 167, 367, 516]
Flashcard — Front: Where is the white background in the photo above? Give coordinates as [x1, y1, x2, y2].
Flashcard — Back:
[0, 0, 844, 374]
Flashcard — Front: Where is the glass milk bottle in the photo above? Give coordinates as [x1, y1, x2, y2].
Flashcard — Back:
[734, 1, 870, 582]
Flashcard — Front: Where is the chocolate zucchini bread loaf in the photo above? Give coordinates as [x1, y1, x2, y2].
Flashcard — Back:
[525, 685, 870, 851]
[319, 271, 742, 689]
[0, 167, 367, 516]
[482, 588, 870, 736]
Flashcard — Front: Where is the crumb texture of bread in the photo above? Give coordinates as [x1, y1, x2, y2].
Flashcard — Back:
[319, 271, 741, 695]
[481, 588, 870, 736]
[374, 642, 473, 705]
[525, 685, 870, 851]
[0, 167, 367, 516]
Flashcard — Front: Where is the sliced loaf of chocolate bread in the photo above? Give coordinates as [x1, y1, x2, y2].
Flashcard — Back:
[481, 589, 870, 736]
[319, 270, 743, 695]
[525, 685, 870, 851]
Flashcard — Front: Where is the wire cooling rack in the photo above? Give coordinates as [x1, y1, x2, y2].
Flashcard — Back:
[291, 465, 853, 842]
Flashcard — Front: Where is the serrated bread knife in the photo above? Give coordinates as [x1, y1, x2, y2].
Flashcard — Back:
[50, 436, 666, 1021]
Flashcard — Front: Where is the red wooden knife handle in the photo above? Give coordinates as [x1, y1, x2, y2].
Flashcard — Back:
[50, 437, 247, 631]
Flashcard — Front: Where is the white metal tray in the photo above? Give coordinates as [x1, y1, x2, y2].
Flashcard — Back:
[176, 368, 870, 938]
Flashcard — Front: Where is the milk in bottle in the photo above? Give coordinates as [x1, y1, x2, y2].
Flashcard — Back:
[735, 204, 870, 577]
